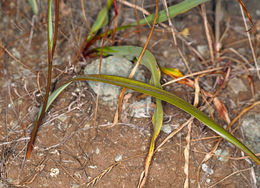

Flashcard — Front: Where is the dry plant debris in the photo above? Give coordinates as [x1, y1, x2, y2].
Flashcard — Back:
[0, 0, 260, 187]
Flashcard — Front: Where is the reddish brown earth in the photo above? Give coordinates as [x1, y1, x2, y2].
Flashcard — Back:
[0, 1, 259, 188]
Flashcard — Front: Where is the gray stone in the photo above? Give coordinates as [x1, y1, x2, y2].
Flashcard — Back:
[161, 124, 172, 134]
[202, 163, 214, 175]
[214, 149, 230, 162]
[241, 112, 260, 186]
[241, 112, 260, 153]
[84, 56, 146, 105]
[228, 77, 247, 95]
[129, 96, 153, 118]
[114, 154, 123, 162]
[196, 45, 209, 57]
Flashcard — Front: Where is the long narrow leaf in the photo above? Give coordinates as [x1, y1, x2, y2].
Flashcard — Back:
[97, 46, 164, 165]
[87, 0, 113, 41]
[94, 0, 210, 38]
[28, 0, 38, 15]
[47, 0, 53, 49]
[38, 74, 260, 165]
[130, 0, 210, 26]
[72, 74, 260, 165]
[37, 81, 72, 118]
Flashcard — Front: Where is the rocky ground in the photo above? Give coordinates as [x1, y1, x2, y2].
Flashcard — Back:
[0, 0, 260, 187]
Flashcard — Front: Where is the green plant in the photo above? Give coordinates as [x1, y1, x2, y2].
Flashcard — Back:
[25, 0, 259, 187]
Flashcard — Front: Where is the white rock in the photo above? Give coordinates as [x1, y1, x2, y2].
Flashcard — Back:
[202, 163, 214, 175]
[228, 77, 247, 95]
[115, 154, 123, 162]
[196, 45, 208, 57]
[84, 56, 146, 105]
[50, 168, 59, 177]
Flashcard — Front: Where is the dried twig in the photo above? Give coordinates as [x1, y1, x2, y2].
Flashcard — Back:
[239, 4, 260, 79]
[112, 0, 159, 128]
[201, 4, 215, 64]
[208, 167, 251, 188]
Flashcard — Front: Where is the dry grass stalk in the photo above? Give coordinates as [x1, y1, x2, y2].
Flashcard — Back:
[112, 0, 159, 128]
[184, 121, 192, 188]
[86, 163, 118, 187]
[208, 167, 251, 188]
[201, 3, 215, 64]
[162, 0, 192, 74]
[239, 4, 260, 79]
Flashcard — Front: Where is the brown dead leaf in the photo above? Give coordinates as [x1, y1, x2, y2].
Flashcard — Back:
[213, 97, 230, 124]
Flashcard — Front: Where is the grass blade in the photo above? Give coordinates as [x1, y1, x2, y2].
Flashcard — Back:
[130, 0, 210, 26]
[96, 45, 163, 181]
[26, 0, 60, 158]
[87, 0, 113, 41]
[37, 81, 72, 118]
[37, 74, 260, 165]
[93, 0, 211, 38]
[72, 74, 260, 166]
[28, 0, 38, 15]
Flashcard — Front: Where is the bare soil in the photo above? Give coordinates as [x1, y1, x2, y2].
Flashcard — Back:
[0, 0, 259, 188]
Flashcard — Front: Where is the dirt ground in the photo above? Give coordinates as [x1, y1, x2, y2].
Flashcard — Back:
[0, 0, 260, 188]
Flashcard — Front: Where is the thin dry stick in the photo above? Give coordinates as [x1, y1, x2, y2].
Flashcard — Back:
[162, 67, 224, 87]
[218, 16, 231, 46]
[119, 0, 207, 63]
[215, 0, 221, 55]
[184, 120, 192, 188]
[184, 76, 201, 188]
[201, 4, 215, 64]
[155, 117, 193, 152]
[239, 4, 260, 79]
[134, 0, 141, 37]
[92, 12, 120, 135]
[228, 47, 254, 68]
[21, 157, 48, 185]
[27, 15, 36, 50]
[111, 0, 159, 127]
[54, 160, 80, 184]
[162, 0, 192, 74]
[217, 56, 250, 73]
[0, 43, 37, 75]
[208, 167, 251, 188]
[111, 2, 121, 45]
[118, 0, 150, 15]
[83, 153, 144, 187]
[194, 75, 202, 107]
[191, 135, 220, 142]
[80, 0, 91, 30]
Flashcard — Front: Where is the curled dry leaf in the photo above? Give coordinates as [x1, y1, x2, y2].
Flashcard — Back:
[213, 97, 230, 124]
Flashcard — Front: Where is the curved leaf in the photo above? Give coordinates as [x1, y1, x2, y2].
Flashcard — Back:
[129, 0, 210, 26]
[39, 74, 260, 165]
[72, 74, 260, 165]
[87, 0, 113, 41]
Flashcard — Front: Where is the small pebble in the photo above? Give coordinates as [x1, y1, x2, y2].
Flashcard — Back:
[50, 168, 59, 177]
[161, 124, 172, 134]
[196, 45, 208, 57]
[115, 154, 123, 162]
[206, 178, 211, 183]
[202, 163, 214, 175]
[95, 148, 100, 155]
[89, 165, 97, 169]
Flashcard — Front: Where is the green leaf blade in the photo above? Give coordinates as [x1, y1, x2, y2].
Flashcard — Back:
[130, 0, 210, 26]
[73, 74, 260, 165]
